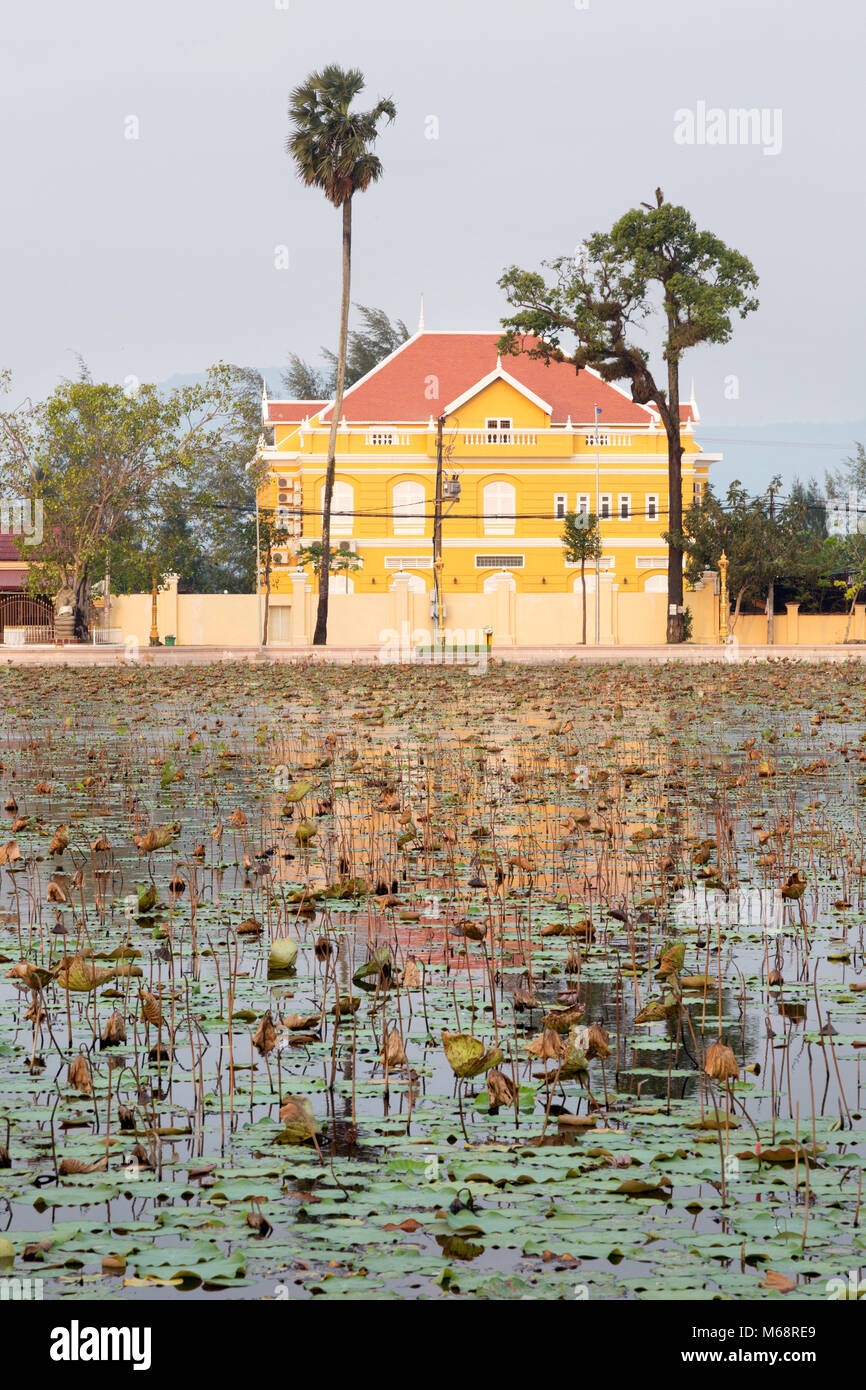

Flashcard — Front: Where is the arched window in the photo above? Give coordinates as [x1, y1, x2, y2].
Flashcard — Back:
[644, 574, 668, 593]
[330, 574, 355, 594]
[483, 480, 516, 536]
[326, 480, 353, 537]
[392, 480, 425, 536]
[482, 570, 516, 594]
[393, 570, 427, 594]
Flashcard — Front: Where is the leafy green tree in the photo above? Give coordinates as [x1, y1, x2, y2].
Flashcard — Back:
[281, 355, 332, 401]
[282, 304, 409, 399]
[288, 67, 396, 646]
[498, 188, 759, 643]
[788, 476, 827, 543]
[0, 364, 248, 635]
[561, 511, 601, 644]
[296, 542, 362, 577]
[674, 477, 807, 640]
[99, 365, 266, 599]
[826, 442, 866, 502]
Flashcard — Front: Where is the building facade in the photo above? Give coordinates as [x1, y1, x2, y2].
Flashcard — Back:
[259, 330, 718, 601]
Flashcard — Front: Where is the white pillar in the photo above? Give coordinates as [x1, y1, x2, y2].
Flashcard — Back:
[389, 572, 413, 659]
[487, 571, 516, 646]
[288, 569, 310, 647]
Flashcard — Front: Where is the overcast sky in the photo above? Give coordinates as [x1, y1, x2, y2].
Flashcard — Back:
[2, 0, 864, 459]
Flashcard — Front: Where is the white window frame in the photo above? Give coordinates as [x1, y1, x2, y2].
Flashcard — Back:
[576, 493, 590, 515]
[483, 480, 516, 536]
[327, 480, 354, 537]
[618, 493, 631, 521]
[646, 493, 658, 521]
[392, 480, 426, 536]
[599, 493, 612, 520]
[554, 492, 567, 519]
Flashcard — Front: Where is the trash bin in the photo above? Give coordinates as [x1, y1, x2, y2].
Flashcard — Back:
[165, 635, 176, 646]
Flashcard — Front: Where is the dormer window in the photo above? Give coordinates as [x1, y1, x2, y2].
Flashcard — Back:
[485, 417, 512, 443]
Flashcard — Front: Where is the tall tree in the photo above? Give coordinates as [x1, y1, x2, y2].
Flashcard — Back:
[498, 189, 759, 641]
[282, 304, 409, 399]
[561, 511, 601, 645]
[288, 67, 396, 646]
[826, 441, 866, 501]
[674, 477, 802, 640]
[0, 364, 247, 635]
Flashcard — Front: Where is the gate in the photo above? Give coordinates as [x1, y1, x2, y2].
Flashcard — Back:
[0, 594, 54, 644]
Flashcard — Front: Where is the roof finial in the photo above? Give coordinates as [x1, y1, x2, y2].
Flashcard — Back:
[417, 293, 425, 333]
[496, 354, 502, 370]
[260, 376, 269, 425]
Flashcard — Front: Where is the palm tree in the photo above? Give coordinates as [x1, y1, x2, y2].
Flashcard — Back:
[287, 66, 396, 645]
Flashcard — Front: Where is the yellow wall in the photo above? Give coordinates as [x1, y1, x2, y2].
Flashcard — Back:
[99, 582, 866, 651]
[261, 376, 707, 600]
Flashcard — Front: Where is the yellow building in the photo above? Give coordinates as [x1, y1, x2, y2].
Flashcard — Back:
[260, 329, 718, 600]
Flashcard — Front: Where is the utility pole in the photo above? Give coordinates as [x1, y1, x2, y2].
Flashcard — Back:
[432, 414, 445, 644]
[594, 405, 601, 645]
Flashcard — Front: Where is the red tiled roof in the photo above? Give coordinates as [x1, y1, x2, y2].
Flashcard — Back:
[266, 399, 328, 424]
[271, 333, 655, 427]
[679, 403, 697, 423]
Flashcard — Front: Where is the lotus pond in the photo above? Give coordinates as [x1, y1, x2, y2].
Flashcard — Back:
[0, 658, 864, 1301]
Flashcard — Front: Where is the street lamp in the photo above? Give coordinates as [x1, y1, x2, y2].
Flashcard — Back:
[718, 550, 729, 641]
[148, 565, 161, 647]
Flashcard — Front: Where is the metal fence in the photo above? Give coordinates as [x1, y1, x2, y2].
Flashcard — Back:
[0, 594, 54, 644]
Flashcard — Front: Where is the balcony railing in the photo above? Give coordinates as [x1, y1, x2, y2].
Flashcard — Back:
[366, 431, 413, 447]
[584, 432, 633, 447]
[462, 429, 537, 446]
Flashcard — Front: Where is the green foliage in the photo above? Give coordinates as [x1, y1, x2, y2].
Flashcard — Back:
[95, 365, 265, 596]
[670, 477, 839, 625]
[826, 441, 866, 502]
[296, 543, 361, 575]
[282, 304, 409, 400]
[497, 189, 758, 644]
[498, 191, 758, 418]
[287, 65, 396, 209]
[561, 511, 602, 565]
[0, 363, 258, 627]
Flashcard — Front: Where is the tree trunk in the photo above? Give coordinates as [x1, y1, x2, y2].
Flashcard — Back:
[73, 571, 90, 641]
[313, 197, 353, 646]
[262, 555, 271, 647]
[665, 343, 685, 643]
[581, 559, 587, 644]
[729, 587, 747, 634]
[843, 586, 860, 643]
[766, 579, 775, 644]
